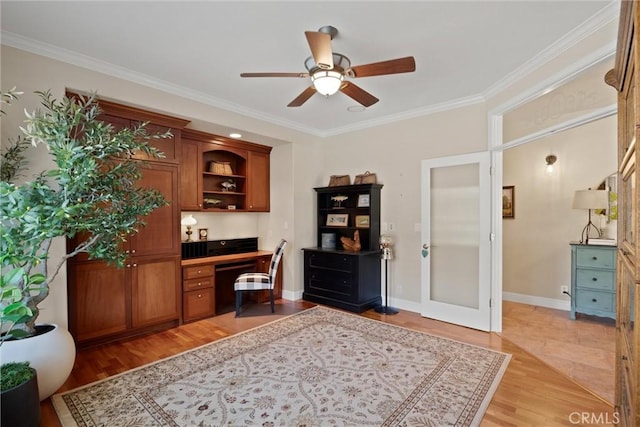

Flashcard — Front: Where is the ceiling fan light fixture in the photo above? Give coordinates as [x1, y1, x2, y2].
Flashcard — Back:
[311, 70, 344, 96]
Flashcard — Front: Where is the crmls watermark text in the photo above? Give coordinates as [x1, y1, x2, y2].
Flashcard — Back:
[569, 412, 620, 425]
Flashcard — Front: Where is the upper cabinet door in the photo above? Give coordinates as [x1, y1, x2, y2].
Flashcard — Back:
[129, 163, 180, 257]
[180, 138, 202, 211]
[247, 150, 270, 212]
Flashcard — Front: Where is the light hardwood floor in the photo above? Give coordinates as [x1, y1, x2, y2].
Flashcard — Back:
[41, 300, 614, 426]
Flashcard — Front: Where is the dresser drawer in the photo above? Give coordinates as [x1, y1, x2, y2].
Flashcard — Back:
[575, 269, 615, 291]
[575, 289, 614, 313]
[183, 264, 214, 280]
[307, 252, 355, 271]
[576, 247, 615, 269]
[307, 269, 355, 300]
[183, 277, 214, 292]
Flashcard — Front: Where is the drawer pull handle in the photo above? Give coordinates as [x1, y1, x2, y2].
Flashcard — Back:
[197, 270, 201, 274]
[592, 256, 597, 260]
[197, 294, 202, 298]
[592, 298, 597, 303]
[197, 282, 202, 286]
[592, 277, 598, 281]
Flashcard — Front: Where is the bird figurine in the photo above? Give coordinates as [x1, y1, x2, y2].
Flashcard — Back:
[221, 179, 236, 192]
[341, 230, 361, 252]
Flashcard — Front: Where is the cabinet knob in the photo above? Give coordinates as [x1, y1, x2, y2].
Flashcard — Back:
[197, 270, 201, 274]
[592, 298, 597, 303]
[197, 282, 202, 286]
[125, 250, 130, 254]
[132, 263, 137, 267]
[126, 264, 131, 268]
[592, 277, 598, 281]
[131, 249, 136, 254]
[197, 294, 202, 298]
[592, 256, 597, 260]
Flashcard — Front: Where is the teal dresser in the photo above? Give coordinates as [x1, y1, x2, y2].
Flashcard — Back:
[570, 243, 617, 320]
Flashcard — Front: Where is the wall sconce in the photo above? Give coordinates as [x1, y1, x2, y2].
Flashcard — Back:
[181, 214, 197, 242]
[545, 154, 557, 175]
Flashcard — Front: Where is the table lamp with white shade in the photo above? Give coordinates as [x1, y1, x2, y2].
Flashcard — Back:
[181, 214, 197, 242]
[572, 189, 609, 244]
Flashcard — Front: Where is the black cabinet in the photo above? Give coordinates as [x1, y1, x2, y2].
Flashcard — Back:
[303, 184, 382, 312]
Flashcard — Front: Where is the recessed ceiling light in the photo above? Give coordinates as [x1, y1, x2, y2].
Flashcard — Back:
[347, 105, 365, 112]
[229, 132, 242, 138]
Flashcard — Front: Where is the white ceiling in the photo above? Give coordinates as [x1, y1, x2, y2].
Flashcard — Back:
[1, 1, 617, 137]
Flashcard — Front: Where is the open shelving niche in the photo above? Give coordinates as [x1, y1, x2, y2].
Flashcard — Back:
[201, 148, 247, 211]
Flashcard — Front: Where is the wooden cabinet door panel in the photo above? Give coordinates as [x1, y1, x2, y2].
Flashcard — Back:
[134, 123, 178, 163]
[247, 150, 270, 211]
[131, 257, 180, 328]
[130, 164, 180, 257]
[70, 262, 128, 342]
[180, 138, 202, 210]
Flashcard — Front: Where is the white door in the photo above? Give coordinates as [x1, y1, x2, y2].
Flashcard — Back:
[421, 152, 492, 331]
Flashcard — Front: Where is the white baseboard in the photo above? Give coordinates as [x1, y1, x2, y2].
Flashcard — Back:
[282, 289, 303, 301]
[502, 291, 570, 311]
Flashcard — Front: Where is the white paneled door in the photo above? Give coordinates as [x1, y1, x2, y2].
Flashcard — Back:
[421, 152, 492, 331]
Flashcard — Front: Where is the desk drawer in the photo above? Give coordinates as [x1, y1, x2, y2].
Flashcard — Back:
[183, 288, 215, 322]
[183, 277, 214, 292]
[183, 264, 214, 280]
[576, 248, 615, 269]
[575, 289, 614, 313]
[575, 269, 615, 291]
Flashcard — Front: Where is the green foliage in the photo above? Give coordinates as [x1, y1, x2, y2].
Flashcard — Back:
[0, 90, 170, 340]
[0, 362, 34, 391]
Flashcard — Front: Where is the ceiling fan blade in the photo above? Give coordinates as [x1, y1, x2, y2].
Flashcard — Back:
[349, 56, 416, 77]
[287, 86, 317, 107]
[340, 82, 379, 107]
[305, 31, 333, 69]
[240, 72, 309, 78]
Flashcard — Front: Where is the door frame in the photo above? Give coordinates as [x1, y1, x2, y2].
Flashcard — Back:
[487, 51, 616, 332]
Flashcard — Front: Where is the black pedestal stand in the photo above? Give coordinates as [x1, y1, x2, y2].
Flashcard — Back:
[375, 258, 398, 315]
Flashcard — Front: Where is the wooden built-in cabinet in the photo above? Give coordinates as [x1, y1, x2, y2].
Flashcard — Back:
[180, 129, 271, 212]
[67, 96, 189, 347]
[605, 2, 640, 425]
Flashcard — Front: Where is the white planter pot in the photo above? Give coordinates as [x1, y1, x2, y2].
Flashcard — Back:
[1, 324, 76, 401]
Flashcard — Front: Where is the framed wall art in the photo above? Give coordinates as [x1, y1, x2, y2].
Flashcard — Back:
[326, 213, 349, 227]
[355, 215, 370, 228]
[502, 186, 515, 219]
[357, 194, 370, 207]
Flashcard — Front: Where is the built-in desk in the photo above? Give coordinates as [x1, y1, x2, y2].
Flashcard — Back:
[181, 251, 281, 322]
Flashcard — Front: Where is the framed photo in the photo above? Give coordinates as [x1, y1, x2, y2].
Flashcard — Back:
[357, 194, 370, 208]
[326, 213, 349, 227]
[355, 215, 370, 228]
[502, 186, 515, 219]
[198, 228, 208, 240]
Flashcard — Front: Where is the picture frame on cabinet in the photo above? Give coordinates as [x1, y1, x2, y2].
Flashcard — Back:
[502, 186, 515, 219]
[355, 215, 370, 228]
[198, 228, 208, 240]
[357, 194, 370, 207]
[327, 213, 349, 227]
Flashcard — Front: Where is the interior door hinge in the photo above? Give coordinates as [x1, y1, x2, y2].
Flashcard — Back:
[489, 232, 495, 241]
[489, 166, 493, 176]
[489, 298, 492, 308]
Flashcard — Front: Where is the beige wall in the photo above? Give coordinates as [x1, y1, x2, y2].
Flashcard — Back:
[0, 15, 618, 326]
[503, 116, 617, 304]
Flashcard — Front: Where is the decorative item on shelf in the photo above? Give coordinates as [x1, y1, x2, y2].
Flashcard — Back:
[321, 233, 337, 249]
[326, 213, 349, 226]
[357, 194, 370, 207]
[545, 154, 557, 175]
[355, 215, 370, 228]
[340, 230, 361, 252]
[572, 189, 609, 244]
[221, 179, 236, 192]
[375, 234, 398, 315]
[502, 186, 514, 219]
[203, 197, 222, 207]
[209, 161, 233, 175]
[181, 214, 197, 242]
[353, 171, 377, 184]
[198, 228, 208, 241]
[328, 175, 350, 187]
[331, 194, 348, 208]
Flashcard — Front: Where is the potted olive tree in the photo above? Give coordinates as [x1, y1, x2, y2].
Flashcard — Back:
[0, 89, 169, 400]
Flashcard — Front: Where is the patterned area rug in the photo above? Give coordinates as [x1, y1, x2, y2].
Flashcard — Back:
[53, 307, 510, 426]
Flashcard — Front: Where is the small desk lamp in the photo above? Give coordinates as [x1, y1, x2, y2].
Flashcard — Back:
[181, 214, 197, 242]
[572, 189, 608, 244]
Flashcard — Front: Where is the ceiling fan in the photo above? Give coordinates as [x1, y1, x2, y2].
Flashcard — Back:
[240, 25, 416, 108]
